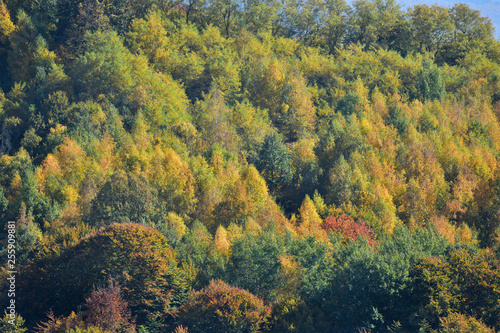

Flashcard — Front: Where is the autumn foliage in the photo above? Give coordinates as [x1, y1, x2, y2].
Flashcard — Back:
[84, 280, 136, 333]
[0, 0, 500, 332]
[18, 223, 192, 325]
[177, 280, 271, 333]
[323, 214, 377, 247]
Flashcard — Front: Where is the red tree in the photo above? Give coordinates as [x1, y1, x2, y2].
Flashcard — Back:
[84, 279, 136, 333]
[323, 214, 377, 247]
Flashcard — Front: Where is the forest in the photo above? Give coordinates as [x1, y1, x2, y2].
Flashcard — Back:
[0, 0, 500, 332]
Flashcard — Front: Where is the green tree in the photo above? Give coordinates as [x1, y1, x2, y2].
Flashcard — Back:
[176, 220, 226, 288]
[62, 0, 111, 56]
[346, 0, 404, 50]
[226, 228, 285, 297]
[87, 170, 158, 227]
[416, 60, 445, 102]
[239, 0, 281, 34]
[336, 91, 361, 116]
[437, 4, 495, 65]
[279, 0, 348, 52]
[407, 4, 454, 56]
[324, 225, 448, 332]
[71, 30, 189, 129]
[327, 155, 354, 206]
[256, 132, 293, 198]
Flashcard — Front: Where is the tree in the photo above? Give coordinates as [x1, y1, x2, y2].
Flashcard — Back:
[407, 4, 454, 55]
[71, 30, 190, 128]
[35, 311, 86, 333]
[437, 4, 495, 65]
[281, 74, 317, 140]
[63, 0, 111, 56]
[177, 280, 271, 333]
[239, 0, 281, 34]
[297, 195, 323, 236]
[182, 0, 207, 25]
[125, 9, 204, 89]
[324, 225, 449, 332]
[176, 219, 227, 288]
[251, 57, 285, 126]
[231, 101, 272, 161]
[4, 0, 59, 40]
[214, 224, 230, 256]
[438, 312, 495, 333]
[84, 279, 136, 333]
[87, 170, 158, 226]
[279, 0, 348, 52]
[226, 229, 285, 297]
[0, 0, 14, 88]
[409, 247, 500, 331]
[19, 223, 193, 326]
[0, 2, 15, 41]
[323, 213, 376, 247]
[195, 86, 238, 151]
[346, 0, 404, 50]
[336, 91, 361, 116]
[256, 132, 293, 198]
[270, 236, 334, 333]
[7, 11, 67, 97]
[0, 312, 27, 333]
[416, 60, 445, 102]
[145, 147, 196, 215]
[0, 208, 44, 265]
[250, 57, 315, 140]
[205, 0, 239, 37]
[156, 212, 188, 247]
[327, 155, 354, 206]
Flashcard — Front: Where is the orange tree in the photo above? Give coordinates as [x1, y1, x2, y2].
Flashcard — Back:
[177, 279, 271, 333]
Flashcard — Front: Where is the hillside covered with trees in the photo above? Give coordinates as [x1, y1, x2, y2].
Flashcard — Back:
[1, 0, 500, 332]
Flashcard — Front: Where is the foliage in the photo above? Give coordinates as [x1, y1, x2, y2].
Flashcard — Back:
[323, 213, 376, 247]
[0, 312, 27, 333]
[409, 247, 500, 331]
[177, 279, 271, 333]
[225, 227, 285, 297]
[19, 223, 193, 327]
[436, 312, 494, 333]
[256, 132, 293, 199]
[0, 0, 499, 331]
[84, 279, 136, 333]
[86, 170, 158, 226]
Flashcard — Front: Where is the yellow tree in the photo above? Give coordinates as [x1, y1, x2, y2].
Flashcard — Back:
[145, 146, 196, 215]
[283, 74, 317, 140]
[0, 1, 15, 41]
[214, 224, 231, 256]
[126, 9, 204, 87]
[297, 194, 323, 236]
[241, 165, 269, 215]
[196, 86, 239, 152]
